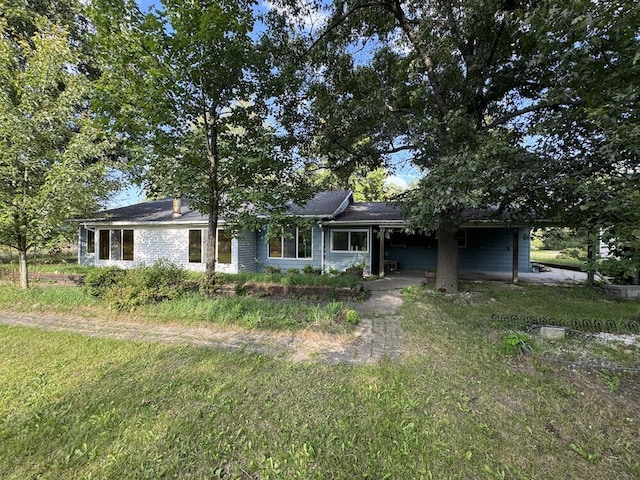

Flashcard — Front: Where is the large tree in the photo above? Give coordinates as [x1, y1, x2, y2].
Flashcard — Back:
[274, 0, 638, 292]
[0, 6, 115, 289]
[91, 0, 311, 290]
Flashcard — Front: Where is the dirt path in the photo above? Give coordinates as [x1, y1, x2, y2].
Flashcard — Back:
[0, 274, 421, 364]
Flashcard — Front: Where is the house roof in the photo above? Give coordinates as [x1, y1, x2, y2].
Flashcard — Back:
[78, 189, 354, 225]
[288, 189, 352, 217]
[334, 202, 404, 223]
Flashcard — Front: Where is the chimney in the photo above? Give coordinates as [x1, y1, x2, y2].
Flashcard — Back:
[172, 197, 182, 218]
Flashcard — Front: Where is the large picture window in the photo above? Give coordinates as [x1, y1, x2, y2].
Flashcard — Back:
[331, 230, 368, 252]
[99, 230, 109, 260]
[268, 228, 312, 259]
[123, 229, 134, 261]
[98, 229, 134, 260]
[189, 229, 202, 263]
[87, 230, 95, 254]
[217, 230, 231, 264]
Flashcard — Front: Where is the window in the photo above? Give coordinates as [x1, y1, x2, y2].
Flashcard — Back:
[123, 229, 134, 261]
[331, 230, 368, 252]
[99, 230, 109, 260]
[98, 229, 133, 260]
[268, 228, 312, 259]
[217, 230, 231, 264]
[189, 230, 202, 263]
[87, 230, 95, 254]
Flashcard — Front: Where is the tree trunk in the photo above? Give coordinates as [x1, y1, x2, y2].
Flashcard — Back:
[435, 222, 459, 293]
[204, 202, 218, 293]
[18, 248, 29, 289]
[203, 104, 220, 295]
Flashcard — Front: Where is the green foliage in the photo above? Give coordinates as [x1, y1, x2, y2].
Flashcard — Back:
[302, 264, 322, 275]
[90, 0, 314, 283]
[532, 228, 589, 251]
[498, 332, 534, 357]
[271, 0, 639, 292]
[82, 267, 126, 297]
[583, 176, 640, 284]
[83, 262, 190, 310]
[0, 6, 117, 288]
[345, 309, 360, 325]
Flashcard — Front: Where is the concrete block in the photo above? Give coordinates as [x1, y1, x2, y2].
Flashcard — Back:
[539, 326, 566, 340]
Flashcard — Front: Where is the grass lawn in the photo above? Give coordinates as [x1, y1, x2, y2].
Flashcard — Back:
[1, 282, 639, 479]
[530, 249, 586, 269]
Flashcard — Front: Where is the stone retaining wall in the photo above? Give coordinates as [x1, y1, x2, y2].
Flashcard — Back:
[228, 282, 365, 300]
[603, 285, 640, 299]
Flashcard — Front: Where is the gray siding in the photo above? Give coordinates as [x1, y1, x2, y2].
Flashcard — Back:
[236, 229, 257, 273]
[78, 227, 95, 266]
[257, 225, 323, 272]
[386, 228, 530, 272]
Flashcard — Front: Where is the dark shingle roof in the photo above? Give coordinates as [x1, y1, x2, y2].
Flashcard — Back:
[84, 198, 207, 223]
[81, 190, 353, 224]
[335, 202, 403, 222]
[288, 189, 352, 217]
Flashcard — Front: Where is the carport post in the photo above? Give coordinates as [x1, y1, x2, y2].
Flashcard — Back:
[379, 228, 385, 277]
[511, 228, 519, 283]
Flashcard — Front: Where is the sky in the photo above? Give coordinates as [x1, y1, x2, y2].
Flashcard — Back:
[107, 0, 420, 207]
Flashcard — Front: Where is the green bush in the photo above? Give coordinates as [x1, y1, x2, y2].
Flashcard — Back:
[84, 261, 191, 310]
[345, 309, 360, 325]
[110, 261, 190, 310]
[499, 332, 534, 357]
[82, 267, 127, 297]
[302, 264, 322, 275]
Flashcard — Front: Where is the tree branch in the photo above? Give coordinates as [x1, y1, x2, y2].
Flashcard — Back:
[485, 99, 582, 128]
[302, 1, 389, 58]
[388, 0, 447, 115]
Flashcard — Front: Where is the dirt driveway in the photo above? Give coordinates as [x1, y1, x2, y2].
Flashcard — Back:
[0, 273, 423, 364]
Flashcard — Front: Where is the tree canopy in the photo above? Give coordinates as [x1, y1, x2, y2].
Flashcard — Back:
[91, 0, 314, 288]
[0, 2, 116, 288]
[269, 0, 639, 291]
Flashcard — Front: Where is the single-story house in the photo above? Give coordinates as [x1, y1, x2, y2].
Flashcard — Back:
[76, 189, 531, 276]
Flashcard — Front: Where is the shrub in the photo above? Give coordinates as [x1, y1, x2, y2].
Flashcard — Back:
[83, 267, 127, 297]
[108, 261, 189, 310]
[302, 264, 322, 275]
[499, 332, 534, 356]
[345, 309, 360, 325]
[84, 261, 191, 310]
[263, 266, 281, 274]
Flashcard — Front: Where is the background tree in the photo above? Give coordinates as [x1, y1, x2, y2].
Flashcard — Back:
[91, 0, 311, 291]
[0, 7, 115, 289]
[273, 0, 638, 292]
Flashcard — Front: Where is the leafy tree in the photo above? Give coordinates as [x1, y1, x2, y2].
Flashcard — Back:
[581, 172, 640, 284]
[310, 166, 405, 201]
[0, 10, 115, 289]
[91, 0, 311, 291]
[273, 0, 638, 292]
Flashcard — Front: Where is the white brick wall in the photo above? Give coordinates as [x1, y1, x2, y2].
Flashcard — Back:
[92, 226, 238, 273]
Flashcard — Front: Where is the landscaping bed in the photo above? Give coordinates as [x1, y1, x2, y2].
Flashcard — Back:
[220, 281, 365, 300]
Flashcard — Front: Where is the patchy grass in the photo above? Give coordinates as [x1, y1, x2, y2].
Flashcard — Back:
[0, 282, 639, 479]
[0, 253, 93, 275]
[531, 249, 586, 269]
[0, 285, 355, 333]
